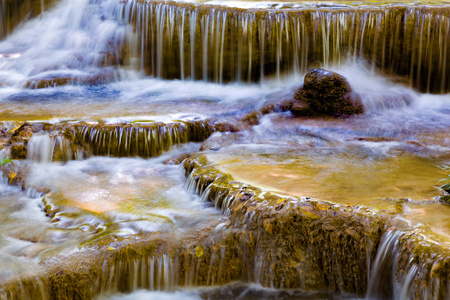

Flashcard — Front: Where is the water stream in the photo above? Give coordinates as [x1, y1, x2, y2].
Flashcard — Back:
[0, 0, 449, 299]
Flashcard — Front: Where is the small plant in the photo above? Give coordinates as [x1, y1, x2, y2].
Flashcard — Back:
[439, 168, 450, 193]
[0, 158, 12, 166]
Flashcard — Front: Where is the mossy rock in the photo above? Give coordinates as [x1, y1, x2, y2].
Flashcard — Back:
[10, 144, 27, 159]
[293, 68, 364, 116]
[441, 183, 450, 194]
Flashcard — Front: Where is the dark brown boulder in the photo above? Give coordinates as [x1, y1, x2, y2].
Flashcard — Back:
[292, 68, 364, 116]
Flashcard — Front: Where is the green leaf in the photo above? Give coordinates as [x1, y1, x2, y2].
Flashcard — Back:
[0, 158, 12, 166]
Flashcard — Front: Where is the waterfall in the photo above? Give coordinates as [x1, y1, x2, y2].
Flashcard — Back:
[0, 0, 130, 88]
[108, 1, 449, 93]
[96, 254, 178, 297]
[366, 228, 448, 300]
[1, 0, 448, 92]
[27, 133, 72, 163]
[74, 122, 212, 158]
[27, 134, 56, 163]
[366, 229, 401, 299]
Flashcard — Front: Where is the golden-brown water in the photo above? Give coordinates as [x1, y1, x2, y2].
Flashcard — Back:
[208, 146, 450, 240]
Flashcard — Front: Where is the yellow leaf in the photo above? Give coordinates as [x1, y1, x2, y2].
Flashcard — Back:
[195, 245, 204, 258]
[9, 124, 24, 134]
[107, 246, 115, 251]
[8, 170, 16, 179]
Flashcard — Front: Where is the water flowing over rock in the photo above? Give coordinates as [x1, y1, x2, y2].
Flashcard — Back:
[0, 0, 129, 88]
[0, 121, 214, 164]
[182, 155, 450, 299]
[1, 0, 449, 93]
[110, 1, 450, 93]
[292, 68, 364, 116]
[73, 121, 213, 158]
[0, 0, 56, 40]
[0, 0, 450, 298]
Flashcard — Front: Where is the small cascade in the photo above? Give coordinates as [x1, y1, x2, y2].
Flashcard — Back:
[366, 228, 450, 300]
[366, 229, 402, 299]
[27, 133, 72, 163]
[74, 122, 212, 158]
[27, 134, 55, 163]
[109, 1, 450, 93]
[96, 254, 178, 297]
[184, 164, 236, 214]
[0, 148, 9, 164]
[0, 149, 7, 185]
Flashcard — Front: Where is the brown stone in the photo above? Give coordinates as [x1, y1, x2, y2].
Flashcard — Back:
[292, 68, 364, 116]
[290, 102, 313, 117]
[10, 144, 27, 159]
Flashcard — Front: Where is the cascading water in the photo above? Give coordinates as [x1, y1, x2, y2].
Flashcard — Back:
[27, 133, 56, 163]
[74, 121, 212, 158]
[1, 0, 449, 92]
[0, 0, 449, 299]
[0, 0, 130, 88]
[104, 0, 450, 93]
[0, 0, 56, 40]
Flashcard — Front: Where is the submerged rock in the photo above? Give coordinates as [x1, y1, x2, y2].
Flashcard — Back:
[163, 153, 191, 165]
[213, 122, 240, 133]
[292, 68, 364, 117]
[241, 100, 295, 125]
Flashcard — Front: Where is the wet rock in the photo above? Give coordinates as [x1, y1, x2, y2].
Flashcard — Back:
[213, 122, 240, 133]
[200, 141, 222, 151]
[199, 132, 237, 151]
[31, 123, 44, 133]
[241, 101, 294, 125]
[10, 144, 27, 159]
[292, 68, 364, 116]
[0, 160, 28, 188]
[277, 99, 295, 112]
[290, 101, 314, 117]
[242, 112, 259, 126]
[440, 195, 450, 204]
[163, 153, 191, 165]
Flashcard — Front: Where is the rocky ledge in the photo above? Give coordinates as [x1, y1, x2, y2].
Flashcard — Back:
[0, 152, 449, 299]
